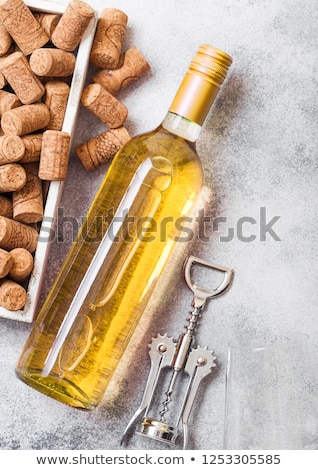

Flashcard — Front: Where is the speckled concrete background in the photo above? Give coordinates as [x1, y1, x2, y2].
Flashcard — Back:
[0, 0, 317, 451]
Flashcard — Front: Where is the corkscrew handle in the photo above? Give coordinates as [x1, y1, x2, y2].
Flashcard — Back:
[184, 255, 233, 310]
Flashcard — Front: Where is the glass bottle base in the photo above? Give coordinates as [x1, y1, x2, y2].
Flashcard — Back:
[15, 368, 97, 410]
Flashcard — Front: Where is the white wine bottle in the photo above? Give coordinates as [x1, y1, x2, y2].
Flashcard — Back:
[16, 44, 232, 409]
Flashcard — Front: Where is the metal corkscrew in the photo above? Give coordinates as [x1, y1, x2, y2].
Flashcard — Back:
[121, 255, 233, 449]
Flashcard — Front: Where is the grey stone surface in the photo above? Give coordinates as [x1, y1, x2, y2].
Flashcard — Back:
[0, 0, 317, 451]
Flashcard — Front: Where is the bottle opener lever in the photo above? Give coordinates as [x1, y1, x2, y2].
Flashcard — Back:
[121, 255, 233, 449]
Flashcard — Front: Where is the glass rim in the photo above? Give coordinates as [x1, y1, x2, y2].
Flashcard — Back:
[227, 331, 309, 352]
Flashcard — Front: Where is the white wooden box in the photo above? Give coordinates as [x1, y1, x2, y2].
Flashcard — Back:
[0, 0, 98, 322]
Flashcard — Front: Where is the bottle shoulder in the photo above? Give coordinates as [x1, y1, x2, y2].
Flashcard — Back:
[95, 123, 203, 213]
[84, 124, 204, 233]
[118, 124, 200, 166]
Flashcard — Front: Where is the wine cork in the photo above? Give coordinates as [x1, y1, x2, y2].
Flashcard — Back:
[44, 81, 70, 130]
[0, 135, 25, 165]
[12, 163, 43, 223]
[1, 103, 50, 135]
[92, 47, 150, 96]
[8, 247, 33, 282]
[0, 247, 13, 278]
[0, 215, 38, 252]
[0, 89, 21, 117]
[20, 133, 42, 163]
[90, 8, 128, 70]
[0, 22, 12, 56]
[0, 51, 45, 104]
[81, 83, 128, 128]
[75, 127, 131, 172]
[0, 195, 12, 217]
[0, 163, 26, 192]
[33, 13, 60, 38]
[0, 278, 27, 310]
[39, 130, 71, 181]
[29, 48, 76, 77]
[0, 0, 49, 56]
[51, 0, 95, 52]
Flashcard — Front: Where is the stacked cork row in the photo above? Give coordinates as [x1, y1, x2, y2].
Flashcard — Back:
[0, 0, 94, 311]
[75, 8, 151, 172]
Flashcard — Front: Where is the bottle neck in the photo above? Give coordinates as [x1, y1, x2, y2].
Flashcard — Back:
[162, 45, 232, 143]
[162, 112, 202, 142]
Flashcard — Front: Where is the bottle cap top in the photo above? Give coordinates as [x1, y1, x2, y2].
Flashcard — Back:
[169, 44, 232, 126]
[190, 44, 232, 87]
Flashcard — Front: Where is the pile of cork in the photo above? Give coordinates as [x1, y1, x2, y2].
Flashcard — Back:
[0, 0, 95, 311]
[0, 3, 151, 312]
[75, 7, 150, 172]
